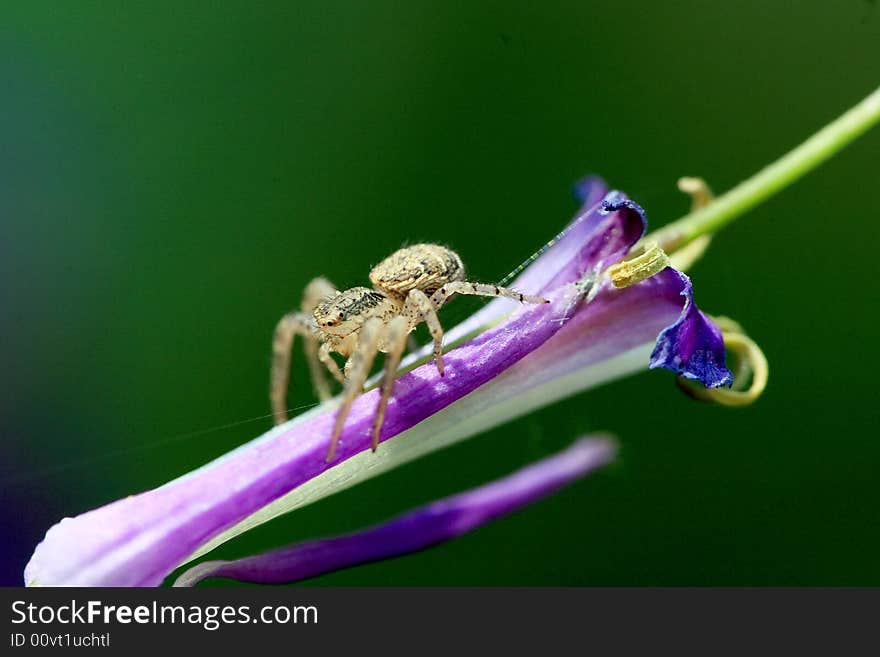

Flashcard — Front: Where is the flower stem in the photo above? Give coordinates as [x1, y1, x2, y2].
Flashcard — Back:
[650, 85, 880, 251]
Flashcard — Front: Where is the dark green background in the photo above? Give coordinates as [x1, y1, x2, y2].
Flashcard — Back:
[2, 1, 878, 586]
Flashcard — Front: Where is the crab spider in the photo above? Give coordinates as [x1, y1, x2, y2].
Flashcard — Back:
[271, 243, 549, 462]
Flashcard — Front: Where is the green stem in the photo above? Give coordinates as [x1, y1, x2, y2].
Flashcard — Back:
[650, 85, 880, 251]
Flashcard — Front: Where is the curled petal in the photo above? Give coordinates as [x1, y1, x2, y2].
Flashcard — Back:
[517, 177, 614, 293]
[541, 193, 646, 293]
[174, 437, 616, 586]
[434, 176, 610, 344]
[440, 185, 642, 350]
[649, 269, 733, 388]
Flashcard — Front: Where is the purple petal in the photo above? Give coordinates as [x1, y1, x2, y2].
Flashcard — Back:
[541, 193, 646, 292]
[459, 268, 693, 408]
[437, 177, 610, 343]
[649, 269, 733, 388]
[438, 184, 647, 350]
[490, 197, 729, 396]
[24, 200, 641, 587]
[174, 437, 616, 586]
[465, 264, 732, 414]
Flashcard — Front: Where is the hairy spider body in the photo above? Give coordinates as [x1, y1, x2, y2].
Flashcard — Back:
[271, 244, 548, 462]
[369, 243, 465, 296]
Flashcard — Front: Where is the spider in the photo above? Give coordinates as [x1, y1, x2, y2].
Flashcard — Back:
[270, 243, 549, 462]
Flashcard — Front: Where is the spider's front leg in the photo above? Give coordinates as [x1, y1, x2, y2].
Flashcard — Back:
[327, 317, 384, 462]
[429, 281, 549, 307]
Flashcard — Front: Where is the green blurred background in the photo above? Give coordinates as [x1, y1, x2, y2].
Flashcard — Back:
[2, 1, 879, 586]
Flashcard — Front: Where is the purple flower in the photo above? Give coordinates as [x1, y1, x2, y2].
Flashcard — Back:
[24, 177, 730, 587]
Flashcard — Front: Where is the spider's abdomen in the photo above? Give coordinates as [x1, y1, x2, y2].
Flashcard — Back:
[369, 244, 465, 297]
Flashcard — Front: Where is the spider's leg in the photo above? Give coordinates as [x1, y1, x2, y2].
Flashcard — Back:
[318, 341, 346, 385]
[304, 340, 332, 402]
[429, 281, 549, 307]
[301, 277, 338, 402]
[371, 315, 409, 452]
[403, 289, 446, 375]
[327, 317, 383, 462]
[301, 277, 337, 312]
[271, 312, 319, 425]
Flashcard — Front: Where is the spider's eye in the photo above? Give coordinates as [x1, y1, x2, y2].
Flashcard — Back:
[326, 320, 334, 327]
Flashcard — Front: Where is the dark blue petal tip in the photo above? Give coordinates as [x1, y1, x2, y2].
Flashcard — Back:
[600, 192, 648, 220]
[649, 269, 733, 388]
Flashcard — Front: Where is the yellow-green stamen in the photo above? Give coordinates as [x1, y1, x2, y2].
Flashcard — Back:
[607, 242, 671, 289]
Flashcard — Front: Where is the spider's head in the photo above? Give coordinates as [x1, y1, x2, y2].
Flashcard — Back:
[313, 287, 391, 337]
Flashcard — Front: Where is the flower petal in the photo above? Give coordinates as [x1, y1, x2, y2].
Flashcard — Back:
[541, 193, 646, 292]
[649, 268, 733, 388]
[430, 176, 610, 346]
[173, 436, 615, 586]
